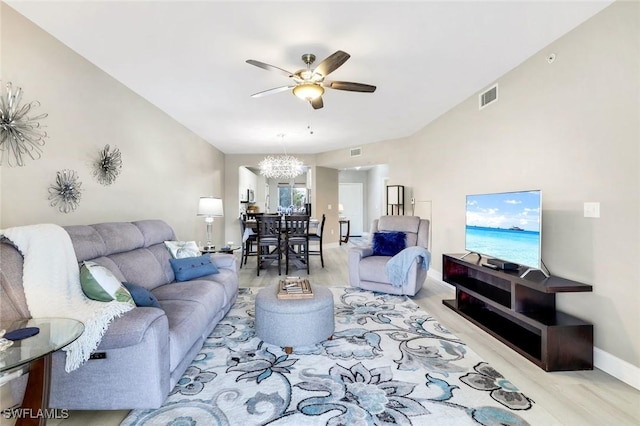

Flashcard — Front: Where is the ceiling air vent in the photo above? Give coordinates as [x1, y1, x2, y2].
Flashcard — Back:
[350, 147, 362, 157]
[479, 84, 498, 110]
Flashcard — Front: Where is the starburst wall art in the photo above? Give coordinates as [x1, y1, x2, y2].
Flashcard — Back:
[92, 144, 123, 185]
[0, 81, 48, 167]
[48, 169, 82, 213]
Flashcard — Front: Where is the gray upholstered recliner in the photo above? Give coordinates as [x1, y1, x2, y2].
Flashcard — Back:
[348, 215, 430, 296]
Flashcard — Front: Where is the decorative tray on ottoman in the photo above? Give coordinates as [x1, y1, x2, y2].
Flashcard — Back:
[278, 277, 314, 299]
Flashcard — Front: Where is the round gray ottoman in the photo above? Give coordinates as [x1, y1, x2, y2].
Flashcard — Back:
[255, 283, 334, 353]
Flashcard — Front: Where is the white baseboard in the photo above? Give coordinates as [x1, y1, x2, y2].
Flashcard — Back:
[594, 347, 640, 390]
[427, 268, 443, 283]
[426, 268, 640, 390]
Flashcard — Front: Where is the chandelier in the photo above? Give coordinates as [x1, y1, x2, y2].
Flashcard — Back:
[259, 154, 303, 179]
[259, 134, 304, 179]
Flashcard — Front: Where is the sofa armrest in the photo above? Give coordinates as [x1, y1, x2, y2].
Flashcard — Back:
[209, 253, 237, 271]
[349, 246, 373, 260]
[348, 246, 373, 288]
[97, 307, 167, 350]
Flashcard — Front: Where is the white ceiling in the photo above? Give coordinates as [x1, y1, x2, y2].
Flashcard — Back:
[7, 1, 612, 155]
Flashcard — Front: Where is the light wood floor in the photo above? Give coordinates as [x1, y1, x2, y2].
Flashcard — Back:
[24, 243, 640, 425]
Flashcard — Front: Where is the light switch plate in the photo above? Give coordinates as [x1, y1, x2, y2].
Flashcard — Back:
[584, 202, 600, 218]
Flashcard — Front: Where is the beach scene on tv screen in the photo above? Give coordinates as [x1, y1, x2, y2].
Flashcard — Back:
[465, 191, 541, 268]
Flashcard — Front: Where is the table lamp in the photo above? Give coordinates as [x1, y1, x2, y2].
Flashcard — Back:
[197, 197, 224, 250]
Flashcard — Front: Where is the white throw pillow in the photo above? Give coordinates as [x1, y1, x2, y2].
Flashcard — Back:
[80, 261, 135, 306]
[164, 240, 201, 259]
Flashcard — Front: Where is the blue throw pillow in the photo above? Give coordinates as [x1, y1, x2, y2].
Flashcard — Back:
[372, 231, 407, 256]
[169, 255, 219, 282]
[122, 282, 161, 308]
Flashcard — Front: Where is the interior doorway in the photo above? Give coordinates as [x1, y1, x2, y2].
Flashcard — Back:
[339, 183, 364, 236]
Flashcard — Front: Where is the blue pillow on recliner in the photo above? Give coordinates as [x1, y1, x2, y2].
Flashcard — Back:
[372, 231, 407, 256]
[169, 255, 219, 282]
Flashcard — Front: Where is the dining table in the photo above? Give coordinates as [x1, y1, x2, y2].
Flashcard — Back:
[242, 217, 319, 271]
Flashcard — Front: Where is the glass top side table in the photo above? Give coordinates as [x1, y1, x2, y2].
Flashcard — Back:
[1, 317, 84, 425]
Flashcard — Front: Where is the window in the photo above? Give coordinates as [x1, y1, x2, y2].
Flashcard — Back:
[278, 184, 307, 212]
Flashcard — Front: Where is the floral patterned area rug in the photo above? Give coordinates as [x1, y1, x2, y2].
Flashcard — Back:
[121, 287, 555, 426]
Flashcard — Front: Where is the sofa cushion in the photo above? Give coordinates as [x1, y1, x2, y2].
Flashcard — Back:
[376, 216, 421, 247]
[359, 255, 392, 284]
[201, 269, 238, 306]
[133, 220, 175, 247]
[377, 215, 420, 233]
[80, 261, 135, 306]
[169, 255, 219, 282]
[152, 280, 225, 315]
[147, 243, 177, 283]
[123, 282, 161, 308]
[93, 222, 145, 255]
[64, 225, 107, 262]
[164, 241, 201, 259]
[160, 299, 210, 371]
[109, 249, 168, 290]
[372, 231, 406, 256]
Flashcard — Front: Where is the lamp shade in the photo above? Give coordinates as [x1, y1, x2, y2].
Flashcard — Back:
[293, 83, 324, 100]
[197, 197, 223, 217]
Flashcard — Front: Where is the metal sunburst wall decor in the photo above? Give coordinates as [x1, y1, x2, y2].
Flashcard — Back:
[0, 81, 48, 167]
[48, 169, 82, 213]
[93, 144, 122, 185]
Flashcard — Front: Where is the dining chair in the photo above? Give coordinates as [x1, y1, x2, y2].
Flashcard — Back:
[307, 213, 326, 268]
[255, 214, 282, 276]
[239, 217, 258, 268]
[284, 215, 310, 275]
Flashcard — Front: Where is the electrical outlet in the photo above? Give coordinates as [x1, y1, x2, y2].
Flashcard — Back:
[584, 202, 600, 218]
[328, 204, 332, 210]
[330, 229, 334, 235]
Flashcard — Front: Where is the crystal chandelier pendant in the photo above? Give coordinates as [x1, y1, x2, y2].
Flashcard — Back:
[259, 134, 304, 179]
[259, 155, 303, 179]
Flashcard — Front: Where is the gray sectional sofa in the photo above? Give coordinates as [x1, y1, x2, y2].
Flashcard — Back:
[0, 220, 239, 409]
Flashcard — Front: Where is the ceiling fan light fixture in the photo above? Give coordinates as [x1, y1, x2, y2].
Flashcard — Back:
[293, 83, 324, 100]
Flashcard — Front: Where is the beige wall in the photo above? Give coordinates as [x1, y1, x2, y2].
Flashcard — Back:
[319, 2, 639, 368]
[0, 4, 225, 241]
[314, 166, 340, 243]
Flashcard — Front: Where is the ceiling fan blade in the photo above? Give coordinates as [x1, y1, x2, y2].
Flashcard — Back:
[250, 86, 294, 98]
[314, 50, 350, 77]
[325, 80, 377, 93]
[310, 97, 324, 110]
[246, 59, 293, 78]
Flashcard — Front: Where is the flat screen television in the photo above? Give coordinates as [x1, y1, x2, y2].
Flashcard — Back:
[465, 190, 542, 269]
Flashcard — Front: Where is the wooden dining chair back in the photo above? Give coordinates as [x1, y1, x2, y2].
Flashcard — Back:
[284, 215, 310, 275]
[255, 214, 282, 276]
[308, 213, 326, 268]
[239, 217, 258, 268]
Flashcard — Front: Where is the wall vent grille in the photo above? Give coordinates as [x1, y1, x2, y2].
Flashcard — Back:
[350, 147, 362, 157]
[479, 84, 498, 109]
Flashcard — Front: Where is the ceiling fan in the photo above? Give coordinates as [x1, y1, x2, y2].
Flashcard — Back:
[246, 50, 376, 110]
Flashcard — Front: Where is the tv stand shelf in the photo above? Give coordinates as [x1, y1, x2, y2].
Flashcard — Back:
[442, 254, 593, 371]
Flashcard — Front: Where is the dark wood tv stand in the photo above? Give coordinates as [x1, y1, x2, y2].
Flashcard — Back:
[442, 254, 593, 371]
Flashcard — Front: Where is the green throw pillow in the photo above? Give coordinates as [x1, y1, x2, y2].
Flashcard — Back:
[164, 240, 201, 259]
[80, 261, 135, 306]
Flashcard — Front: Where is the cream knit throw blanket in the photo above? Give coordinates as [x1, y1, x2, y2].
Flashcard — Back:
[1, 223, 134, 372]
